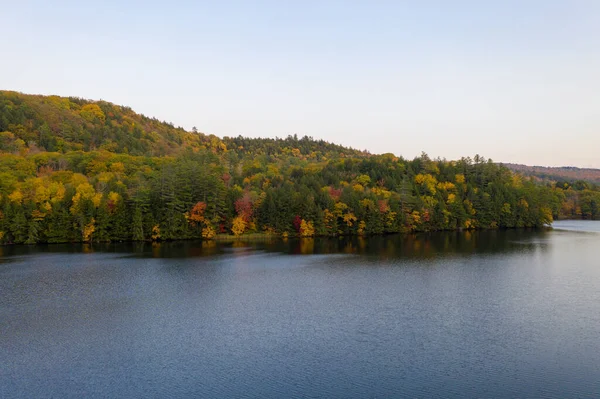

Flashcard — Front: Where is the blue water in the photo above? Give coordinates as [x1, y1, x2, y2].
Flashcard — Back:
[1, 225, 599, 398]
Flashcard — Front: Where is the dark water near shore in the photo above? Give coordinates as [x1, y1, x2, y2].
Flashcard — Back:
[1, 221, 600, 398]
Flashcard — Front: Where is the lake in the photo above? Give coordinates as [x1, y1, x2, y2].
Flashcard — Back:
[1, 221, 600, 398]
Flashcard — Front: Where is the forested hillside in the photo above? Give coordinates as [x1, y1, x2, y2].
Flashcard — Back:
[0, 91, 365, 159]
[0, 91, 598, 244]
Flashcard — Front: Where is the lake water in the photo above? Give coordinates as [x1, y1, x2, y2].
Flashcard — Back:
[1, 221, 600, 398]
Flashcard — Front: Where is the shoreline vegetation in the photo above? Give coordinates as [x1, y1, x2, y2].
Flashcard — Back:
[4, 221, 599, 247]
[0, 225, 565, 247]
[1, 91, 599, 245]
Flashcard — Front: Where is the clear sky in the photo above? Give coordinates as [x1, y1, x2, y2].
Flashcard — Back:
[3, 1, 599, 167]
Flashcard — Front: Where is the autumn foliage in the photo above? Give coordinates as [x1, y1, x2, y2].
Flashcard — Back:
[0, 91, 597, 245]
[187, 202, 207, 224]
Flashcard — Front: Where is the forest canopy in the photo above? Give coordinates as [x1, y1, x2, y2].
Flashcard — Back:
[0, 90, 598, 244]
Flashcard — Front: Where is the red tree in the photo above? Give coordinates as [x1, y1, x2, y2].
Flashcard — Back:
[293, 215, 302, 232]
[234, 193, 253, 222]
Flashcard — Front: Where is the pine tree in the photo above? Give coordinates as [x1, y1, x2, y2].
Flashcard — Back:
[132, 207, 144, 241]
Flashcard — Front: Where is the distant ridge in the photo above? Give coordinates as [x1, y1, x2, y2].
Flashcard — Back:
[502, 163, 600, 184]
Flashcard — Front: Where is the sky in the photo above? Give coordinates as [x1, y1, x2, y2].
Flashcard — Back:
[2, 0, 600, 167]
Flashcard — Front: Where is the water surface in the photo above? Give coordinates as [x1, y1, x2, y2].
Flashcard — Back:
[1, 225, 600, 398]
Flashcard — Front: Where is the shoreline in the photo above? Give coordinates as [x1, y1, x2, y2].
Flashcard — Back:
[0, 225, 561, 246]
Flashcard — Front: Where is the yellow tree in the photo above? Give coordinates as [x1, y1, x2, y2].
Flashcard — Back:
[299, 219, 315, 237]
[151, 225, 161, 241]
[82, 219, 96, 242]
[202, 225, 216, 239]
[80, 104, 106, 123]
[414, 173, 437, 195]
[232, 216, 246, 236]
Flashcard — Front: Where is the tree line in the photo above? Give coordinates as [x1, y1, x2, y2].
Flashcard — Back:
[0, 91, 598, 244]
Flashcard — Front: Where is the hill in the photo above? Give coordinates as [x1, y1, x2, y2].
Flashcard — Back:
[0, 91, 598, 244]
[0, 90, 366, 159]
[0, 90, 215, 155]
[503, 163, 600, 185]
